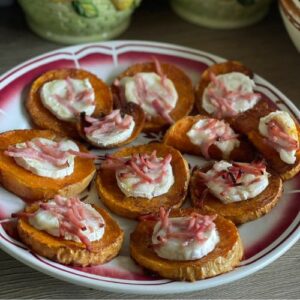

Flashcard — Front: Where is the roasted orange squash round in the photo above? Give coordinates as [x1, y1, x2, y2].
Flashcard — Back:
[248, 130, 300, 181]
[163, 115, 255, 162]
[76, 102, 145, 149]
[195, 60, 253, 116]
[130, 207, 243, 281]
[0, 129, 96, 201]
[26, 68, 113, 139]
[18, 203, 124, 266]
[195, 61, 282, 136]
[96, 143, 190, 219]
[112, 62, 195, 132]
[190, 165, 283, 224]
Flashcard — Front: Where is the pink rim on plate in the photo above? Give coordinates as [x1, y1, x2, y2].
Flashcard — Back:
[0, 40, 299, 295]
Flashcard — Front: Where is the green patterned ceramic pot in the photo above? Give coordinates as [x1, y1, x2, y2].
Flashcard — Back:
[18, 0, 141, 44]
[170, 0, 273, 29]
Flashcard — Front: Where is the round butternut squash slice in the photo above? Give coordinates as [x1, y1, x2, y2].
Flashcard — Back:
[17, 203, 124, 266]
[26, 68, 113, 139]
[248, 130, 300, 181]
[0, 129, 96, 201]
[96, 143, 190, 219]
[190, 165, 283, 225]
[76, 102, 145, 149]
[196, 61, 282, 137]
[130, 207, 243, 281]
[163, 115, 255, 162]
[195, 60, 253, 116]
[111, 61, 195, 132]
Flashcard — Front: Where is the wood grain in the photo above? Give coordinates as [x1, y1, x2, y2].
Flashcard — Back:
[0, 0, 299, 298]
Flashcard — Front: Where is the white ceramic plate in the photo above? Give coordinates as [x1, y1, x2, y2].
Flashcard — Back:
[0, 40, 299, 295]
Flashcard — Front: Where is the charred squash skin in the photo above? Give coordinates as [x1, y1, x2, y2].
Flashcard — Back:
[96, 143, 190, 219]
[229, 98, 277, 135]
[248, 129, 300, 181]
[189, 165, 283, 225]
[26, 68, 113, 139]
[195, 61, 278, 133]
[111, 62, 195, 132]
[130, 207, 243, 282]
[76, 102, 145, 149]
[0, 129, 96, 201]
[163, 115, 255, 162]
[17, 203, 124, 267]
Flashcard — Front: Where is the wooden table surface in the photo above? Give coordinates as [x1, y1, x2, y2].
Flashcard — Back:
[0, 1, 299, 299]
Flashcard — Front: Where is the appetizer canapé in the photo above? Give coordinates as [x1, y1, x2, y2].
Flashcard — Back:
[130, 207, 243, 281]
[195, 61, 278, 134]
[190, 160, 283, 224]
[96, 143, 189, 219]
[26, 68, 113, 138]
[248, 110, 300, 180]
[0, 129, 96, 201]
[76, 102, 145, 148]
[15, 195, 124, 266]
[163, 114, 255, 161]
[112, 59, 195, 132]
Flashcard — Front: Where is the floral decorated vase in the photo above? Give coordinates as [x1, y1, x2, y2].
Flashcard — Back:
[18, 0, 142, 44]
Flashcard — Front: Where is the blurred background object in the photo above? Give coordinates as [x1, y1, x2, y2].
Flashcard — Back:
[0, 0, 14, 7]
[169, 0, 274, 29]
[279, 0, 300, 51]
[17, 0, 142, 44]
